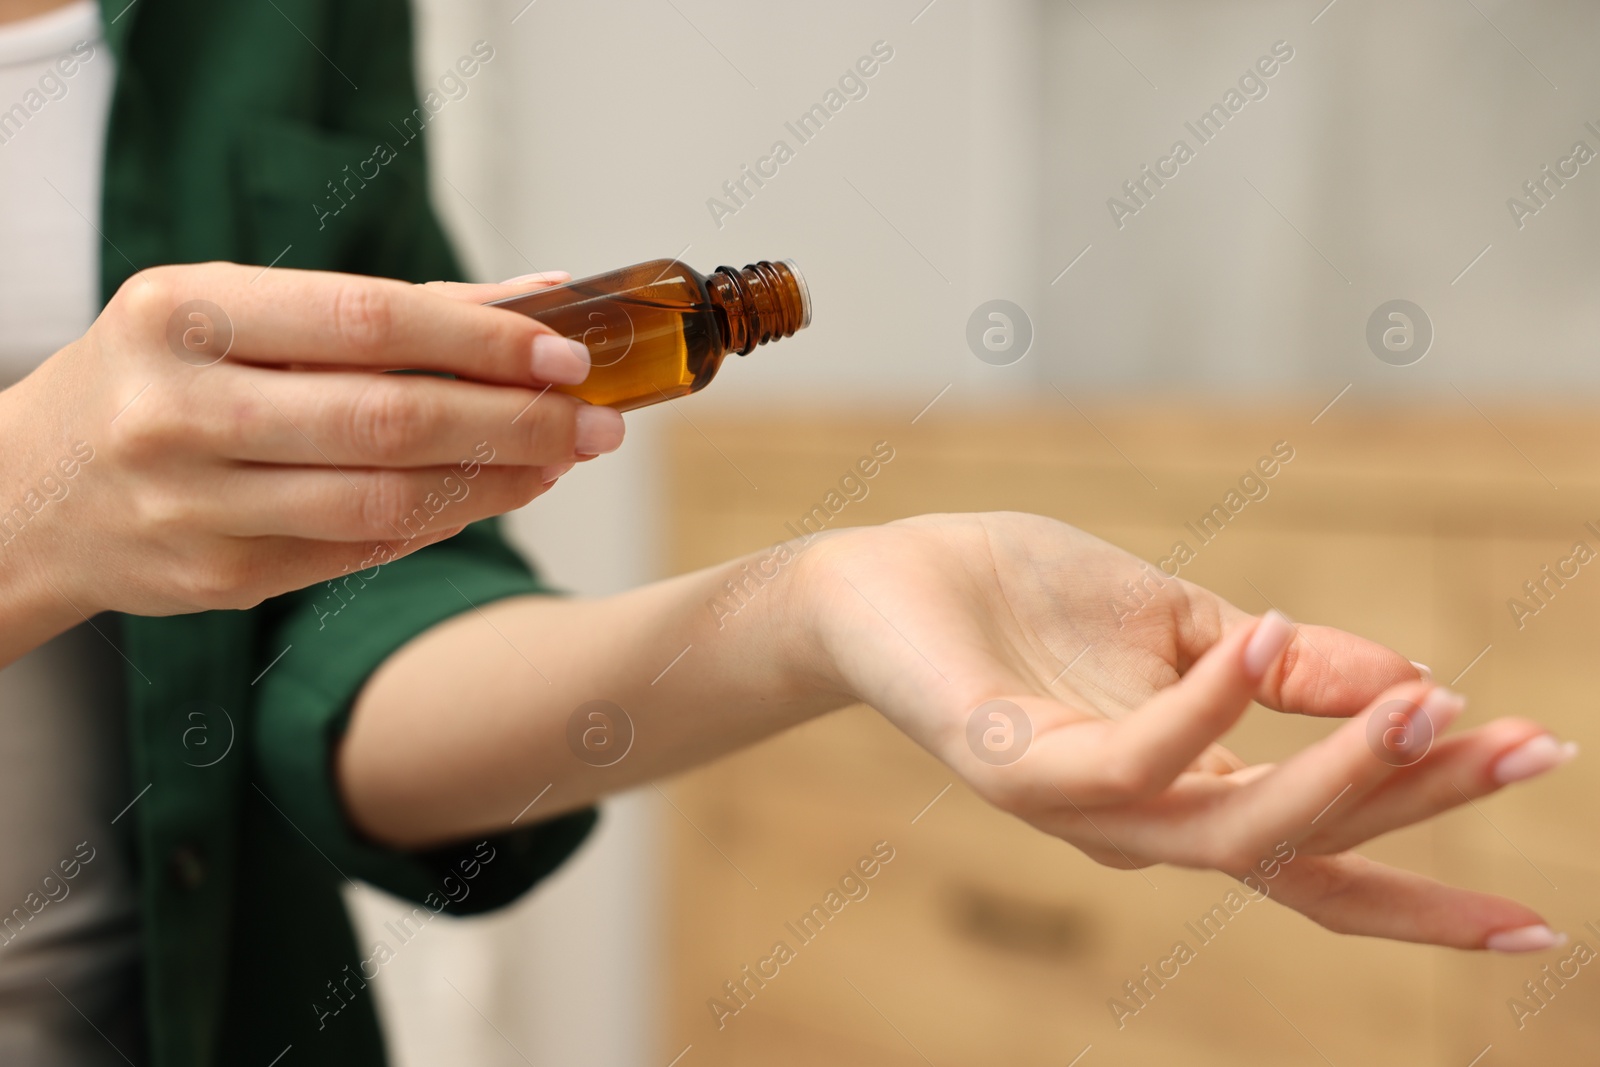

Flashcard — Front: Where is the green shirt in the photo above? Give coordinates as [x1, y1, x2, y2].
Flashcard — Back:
[95, 2, 595, 1063]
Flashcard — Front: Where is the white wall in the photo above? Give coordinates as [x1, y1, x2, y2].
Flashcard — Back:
[1041, 0, 1600, 393]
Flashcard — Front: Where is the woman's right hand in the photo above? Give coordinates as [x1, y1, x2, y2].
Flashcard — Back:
[0, 262, 619, 654]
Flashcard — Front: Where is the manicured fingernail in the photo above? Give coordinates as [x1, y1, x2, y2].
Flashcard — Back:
[1486, 924, 1568, 953]
[1243, 610, 1295, 678]
[1410, 660, 1433, 681]
[532, 334, 590, 385]
[502, 270, 571, 285]
[541, 461, 575, 485]
[1418, 687, 1466, 733]
[1492, 735, 1579, 785]
[574, 405, 625, 455]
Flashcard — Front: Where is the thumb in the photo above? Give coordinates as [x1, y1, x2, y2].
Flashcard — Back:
[418, 271, 572, 305]
[1042, 612, 1296, 806]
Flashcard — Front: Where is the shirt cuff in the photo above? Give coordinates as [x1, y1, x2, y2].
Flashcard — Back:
[251, 520, 596, 913]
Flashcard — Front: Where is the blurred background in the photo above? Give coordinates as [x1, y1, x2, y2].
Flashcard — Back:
[346, 0, 1600, 1063]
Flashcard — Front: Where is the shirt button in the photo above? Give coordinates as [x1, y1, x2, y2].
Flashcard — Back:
[168, 844, 207, 891]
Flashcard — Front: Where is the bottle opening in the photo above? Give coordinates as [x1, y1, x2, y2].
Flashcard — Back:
[778, 259, 813, 330]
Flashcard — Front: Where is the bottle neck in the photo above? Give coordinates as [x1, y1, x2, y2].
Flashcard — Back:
[706, 260, 811, 357]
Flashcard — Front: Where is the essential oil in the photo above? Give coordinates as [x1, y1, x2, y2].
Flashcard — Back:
[490, 258, 811, 411]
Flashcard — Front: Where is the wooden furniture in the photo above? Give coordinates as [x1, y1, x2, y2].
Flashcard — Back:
[659, 404, 1600, 1066]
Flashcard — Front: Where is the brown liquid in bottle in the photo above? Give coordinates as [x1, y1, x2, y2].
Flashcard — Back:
[488, 258, 811, 412]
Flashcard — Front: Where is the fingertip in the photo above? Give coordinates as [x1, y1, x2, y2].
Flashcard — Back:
[501, 270, 571, 285]
[1418, 685, 1467, 733]
[531, 333, 591, 385]
[1491, 734, 1579, 785]
[1243, 610, 1295, 680]
[574, 404, 625, 455]
[1486, 923, 1568, 954]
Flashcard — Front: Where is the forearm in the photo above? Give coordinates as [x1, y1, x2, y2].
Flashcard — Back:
[337, 543, 845, 847]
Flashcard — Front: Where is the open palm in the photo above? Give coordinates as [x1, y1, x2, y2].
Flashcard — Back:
[803, 511, 1568, 952]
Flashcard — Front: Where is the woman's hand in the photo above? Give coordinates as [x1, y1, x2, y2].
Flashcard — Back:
[795, 512, 1571, 951]
[0, 262, 620, 662]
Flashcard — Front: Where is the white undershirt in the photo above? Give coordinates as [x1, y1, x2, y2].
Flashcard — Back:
[0, 0, 108, 382]
[0, 5, 141, 1064]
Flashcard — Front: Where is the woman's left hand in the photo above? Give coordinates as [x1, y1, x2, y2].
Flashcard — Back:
[795, 512, 1568, 952]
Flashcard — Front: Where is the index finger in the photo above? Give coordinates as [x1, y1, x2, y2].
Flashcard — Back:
[151, 263, 584, 387]
[1264, 619, 1424, 717]
[1184, 588, 1424, 718]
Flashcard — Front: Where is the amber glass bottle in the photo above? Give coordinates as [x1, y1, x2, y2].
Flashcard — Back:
[489, 258, 811, 411]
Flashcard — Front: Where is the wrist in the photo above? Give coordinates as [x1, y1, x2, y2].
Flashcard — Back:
[0, 378, 100, 665]
[750, 529, 855, 703]
[0, 550, 83, 665]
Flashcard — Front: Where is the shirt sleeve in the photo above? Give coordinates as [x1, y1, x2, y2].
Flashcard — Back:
[249, 519, 596, 914]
